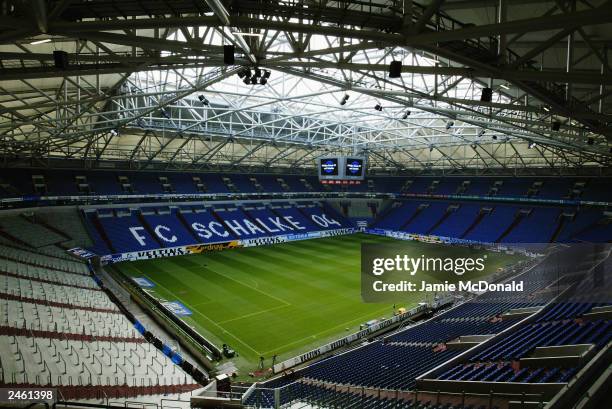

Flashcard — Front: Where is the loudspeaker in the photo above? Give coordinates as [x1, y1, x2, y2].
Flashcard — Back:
[223, 45, 235, 65]
[389, 61, 402, 78]
[480, 87, 493, 102]
[53, 50, 69, 70]
[552, 121, 561, 131]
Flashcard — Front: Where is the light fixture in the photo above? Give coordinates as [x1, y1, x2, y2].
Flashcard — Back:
[30, 38, 51, 45]
[402, 111, 410, 119]
[160, 108, 170, 119]
[478, 129, 485, 137]
[198, 95, 209, 105]
[528, 141, 536, 149]
[445, 121, 454, 129]
[429, 145, 434, 152]
[374, 104, 382, 111]
[492, 135, 497, 140]
[262, 70, 271, 79]
[499, 83, 510, 90]
[109, 129, 118, 137]
[340, 94, 349, 106]
[543, 106, 550, 112]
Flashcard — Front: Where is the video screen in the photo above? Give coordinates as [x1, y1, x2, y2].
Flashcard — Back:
[345, 158, 364, 177]
[319, 158, 339, 176]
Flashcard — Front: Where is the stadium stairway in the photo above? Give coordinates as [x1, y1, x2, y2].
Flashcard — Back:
[549, 213, 567, 243]
[426, 204, 459, 235]
[87, 212, 117, 253]
[398, 203, 427, 230]
[137, 211, 165, 248]
[495, 209, 529, 243]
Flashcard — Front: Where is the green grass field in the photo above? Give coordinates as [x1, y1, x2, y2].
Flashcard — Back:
[113, 233, 524, 374]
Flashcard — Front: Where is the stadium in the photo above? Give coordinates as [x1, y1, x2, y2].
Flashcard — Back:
[0, 0, 611, 408]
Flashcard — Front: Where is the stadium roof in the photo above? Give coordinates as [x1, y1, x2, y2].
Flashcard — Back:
[0, 0, 611, 173]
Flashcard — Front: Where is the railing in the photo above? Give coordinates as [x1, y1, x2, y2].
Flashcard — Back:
[2, 189, 609, 211]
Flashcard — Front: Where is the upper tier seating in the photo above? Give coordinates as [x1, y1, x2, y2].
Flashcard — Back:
[2, 168, 610, 202]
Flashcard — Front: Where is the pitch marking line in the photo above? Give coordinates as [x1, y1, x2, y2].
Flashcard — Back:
[216, 304, 291, 325]
[129, 266, 263, 357]
[260, 304, 395, 356]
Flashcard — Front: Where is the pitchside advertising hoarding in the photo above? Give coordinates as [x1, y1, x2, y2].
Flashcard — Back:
[99, 228, 356, 264]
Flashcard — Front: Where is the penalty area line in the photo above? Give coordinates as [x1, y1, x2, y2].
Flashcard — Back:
[216, 304, 291, 325]
[259, 304, 395, 357]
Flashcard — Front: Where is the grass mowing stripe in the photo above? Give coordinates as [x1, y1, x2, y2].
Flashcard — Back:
[129, 263, 264, 357]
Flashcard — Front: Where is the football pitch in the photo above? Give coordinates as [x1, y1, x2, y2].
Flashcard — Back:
[113, 233, 524, 373]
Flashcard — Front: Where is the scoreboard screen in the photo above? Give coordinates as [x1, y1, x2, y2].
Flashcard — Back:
[344, 158, 364, 178]
[319, 158, 339, 177]
[318, 156, 366, 183]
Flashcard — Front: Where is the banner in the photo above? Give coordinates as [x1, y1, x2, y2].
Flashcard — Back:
[66, 247, 97, 260]
[100, 228, 356, 264]
[365, 229, 542, 257]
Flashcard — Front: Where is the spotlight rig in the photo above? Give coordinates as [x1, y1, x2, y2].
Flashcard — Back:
[238, 67, 270, 85]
